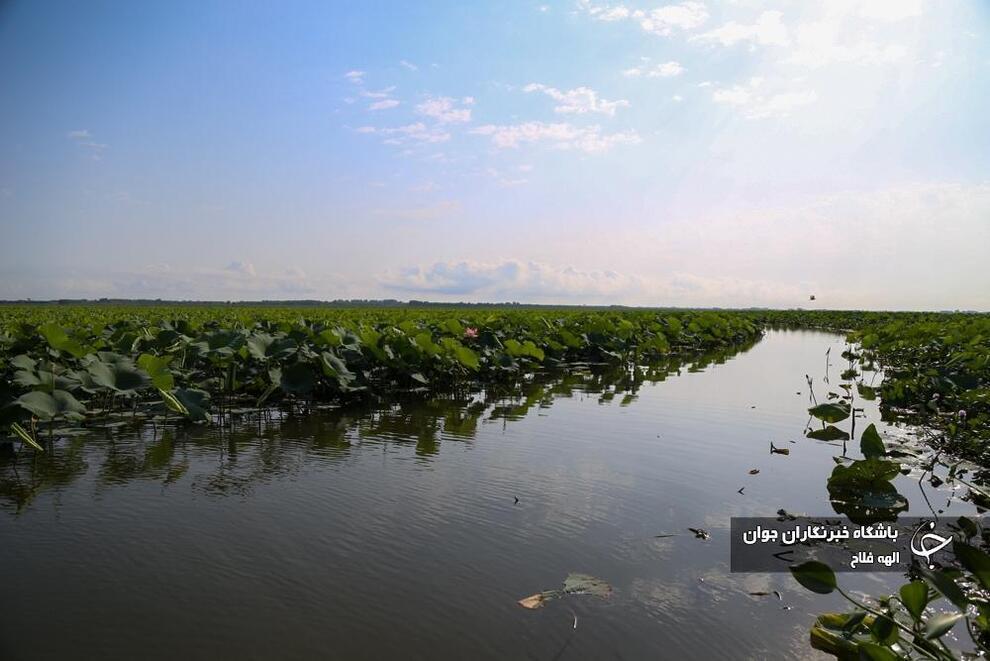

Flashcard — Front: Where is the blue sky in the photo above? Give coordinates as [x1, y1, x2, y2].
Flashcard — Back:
[1, 0, 988, 309]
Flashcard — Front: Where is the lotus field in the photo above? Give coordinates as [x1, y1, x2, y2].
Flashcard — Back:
[0, 306, 765, 446]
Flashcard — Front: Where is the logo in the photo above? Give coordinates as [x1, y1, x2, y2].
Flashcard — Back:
[909, 520, 952, 569]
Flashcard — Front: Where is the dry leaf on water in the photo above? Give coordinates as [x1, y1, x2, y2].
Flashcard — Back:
[517, 593, 548, 609]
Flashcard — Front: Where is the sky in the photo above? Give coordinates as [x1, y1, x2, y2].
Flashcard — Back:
[0, 0, 988, 310]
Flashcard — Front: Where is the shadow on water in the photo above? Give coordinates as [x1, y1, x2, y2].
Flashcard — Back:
[0, 337, 760, 512]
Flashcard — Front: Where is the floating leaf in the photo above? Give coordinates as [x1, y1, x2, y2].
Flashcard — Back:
[857, 383, 877, 400]
[562, 573, 612, 598]
[517, 593, 549, 609]
[517, 573, 612, 610]
[808, 402, 851, 424]
[806, 426, 850, 441]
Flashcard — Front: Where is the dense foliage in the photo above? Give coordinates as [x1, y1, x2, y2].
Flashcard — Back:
[794, 358, 990, 660]
[756, 310, 990, 463]
[0, 306, 760, 446]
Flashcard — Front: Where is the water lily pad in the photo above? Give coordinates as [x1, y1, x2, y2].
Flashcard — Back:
[808, 402, 851, 424]
[806, 426, 850, 441]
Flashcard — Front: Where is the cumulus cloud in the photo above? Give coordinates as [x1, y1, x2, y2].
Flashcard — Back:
[622, 60, 684, 78]
[471, 122, 640, 153]
[524, 83, 630, 116]
[399, 59, 418, 71]
[379, 259, 808, 306]
[415, 96, 472, 123]
[344, 70, 365, 84]
[580, 1, 709, 36]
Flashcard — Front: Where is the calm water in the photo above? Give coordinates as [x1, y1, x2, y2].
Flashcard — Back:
[0, 331, 975, 660]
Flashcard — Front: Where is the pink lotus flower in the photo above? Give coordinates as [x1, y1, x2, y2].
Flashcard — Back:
[464, 327, 479, 339]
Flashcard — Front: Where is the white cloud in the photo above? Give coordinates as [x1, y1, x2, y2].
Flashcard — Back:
[415, 96, 472, 123]
[711, 77, 817, 119]
[399, 59, 418, 71]
[381, 259, 639, 298]
[622, 60, 684, 78]
[485, 168, 529, 188]
[850, 0, 924, 22]
[523, 83, 629, 116]
[344, 70, 365, 84]
[29, 260, 324, 300]
[471, 122, 640, 153]
[582, 1, 708, 36]
[360, 86, 396, 99]
[369, 99, 400, 111]
[786, 18, 909, 68]
[379, 259, 806, 306]
[355, 122, 451, 143]
[637, 1, 708, 35]
[67, 129, 108, 157]
[693, 10, 789, 48]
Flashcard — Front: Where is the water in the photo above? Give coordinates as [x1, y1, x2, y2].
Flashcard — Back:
[0, 331, 975, 660]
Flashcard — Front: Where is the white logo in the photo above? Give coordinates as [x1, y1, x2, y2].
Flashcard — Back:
[910, 520, 951, 569]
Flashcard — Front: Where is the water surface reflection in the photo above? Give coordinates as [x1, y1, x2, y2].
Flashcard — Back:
[0, 331, 974, 660]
